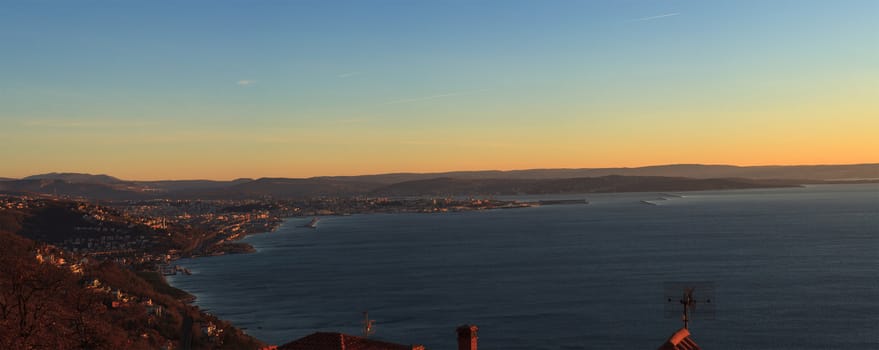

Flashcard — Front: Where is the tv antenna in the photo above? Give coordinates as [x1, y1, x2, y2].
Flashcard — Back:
[362, 311, 376, 338]
[664, 281, 715, 329]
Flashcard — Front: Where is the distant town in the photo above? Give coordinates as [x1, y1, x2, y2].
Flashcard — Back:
[3, 193, 537, 261]
[0, 190, 542, 349]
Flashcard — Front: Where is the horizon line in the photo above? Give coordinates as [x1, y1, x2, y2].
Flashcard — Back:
[3, 161, 877, 182]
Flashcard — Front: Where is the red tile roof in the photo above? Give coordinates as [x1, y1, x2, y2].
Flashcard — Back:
[657, 328, 701, 350]
[278, 332, 423, 350]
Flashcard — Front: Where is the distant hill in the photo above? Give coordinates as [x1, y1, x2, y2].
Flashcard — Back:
[177, 177, 384, 199]
[0, 179, 153, 200]
[23, 172, 124, 184]
[138, 178, 253, 192]
[320, 163, 879, 183]
[370, 176, 802, 196]
[1, 178, 367, 200]
[3, 163, 875, 200]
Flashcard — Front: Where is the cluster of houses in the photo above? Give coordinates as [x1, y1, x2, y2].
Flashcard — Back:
[33, 246, 173, 332]
[87, 279, 163, 315]
[1, 195, 41, 209]
[61, 232, 158, 255]
[34, 246, 87, 275]
[118, 200, 285, 239]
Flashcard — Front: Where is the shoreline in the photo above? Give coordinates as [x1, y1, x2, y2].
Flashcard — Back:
[160, 183, 820, 294]
[163, 183, 812, 280]
[156, 183, 877, 349]
[161, 182, 847, 293]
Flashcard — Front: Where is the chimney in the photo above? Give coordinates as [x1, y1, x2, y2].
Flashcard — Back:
[456, 325, 478, 350]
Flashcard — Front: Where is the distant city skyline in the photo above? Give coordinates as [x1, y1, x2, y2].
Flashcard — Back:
[2, 1, 877, 180]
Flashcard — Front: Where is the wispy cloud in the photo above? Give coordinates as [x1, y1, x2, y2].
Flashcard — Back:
[379, 89, 488, 106]
[626, 12, 680, 22]
[337, 72, 362, 79]
[236, 79, 257, 86]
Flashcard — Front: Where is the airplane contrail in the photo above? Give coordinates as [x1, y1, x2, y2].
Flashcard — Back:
[627, 12, 680, 22]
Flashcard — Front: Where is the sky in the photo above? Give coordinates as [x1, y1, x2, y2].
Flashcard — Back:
[1, 0, 877, 180]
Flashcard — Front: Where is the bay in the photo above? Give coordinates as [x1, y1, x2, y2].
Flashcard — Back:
[168, 184, 879, 349]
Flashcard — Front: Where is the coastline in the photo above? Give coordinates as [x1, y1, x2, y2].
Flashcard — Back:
[155, 184, 879, 348]
[160, 184, 806, 299]
[160, 184, 870, 345]
[159, 183, 817, 295]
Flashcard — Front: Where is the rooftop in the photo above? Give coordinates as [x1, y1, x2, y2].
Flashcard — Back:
[278, 332, 424, 350]
[657, 328, 701, 350]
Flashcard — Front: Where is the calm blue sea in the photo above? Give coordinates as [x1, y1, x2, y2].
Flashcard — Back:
[168, 184, 879, 349]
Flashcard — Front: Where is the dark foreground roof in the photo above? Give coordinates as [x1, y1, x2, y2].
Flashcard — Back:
[657, 328, 701, 350]
[278, 332, 423, 350]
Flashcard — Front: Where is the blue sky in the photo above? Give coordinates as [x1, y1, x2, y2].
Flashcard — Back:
[1, 1, 876, 179]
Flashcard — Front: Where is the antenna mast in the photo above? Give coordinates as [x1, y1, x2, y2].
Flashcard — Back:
[664, 282, 715, 329]
[362, 311, 375, 338]
[681, 287, 693, 329]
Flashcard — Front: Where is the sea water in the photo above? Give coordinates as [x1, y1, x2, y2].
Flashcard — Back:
[168, 184, 879, 349]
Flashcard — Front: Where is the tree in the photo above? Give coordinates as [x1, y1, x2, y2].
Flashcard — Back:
[0, 251, 77, 349]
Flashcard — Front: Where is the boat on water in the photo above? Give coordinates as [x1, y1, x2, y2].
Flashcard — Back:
[302, 217, 320, 228]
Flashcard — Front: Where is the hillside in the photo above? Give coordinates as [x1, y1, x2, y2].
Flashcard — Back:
[0, 207, 265, 349]
[23, 172, 124, 184]
[370, 176, 802, 196]
[1, 163, 874, 200]
[140, 178, 253, 192]
[228, 177, 382, 197]
[162, 177, 384, 199]
[321, 163, 879, 183]
[0, 179, 154, 200]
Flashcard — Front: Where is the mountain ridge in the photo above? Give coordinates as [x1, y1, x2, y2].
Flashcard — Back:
[22, 172, 123, 184]
[369, 175, 804, 196]
[12, 163, 878, 183]
[2, 163, 875, 200]
[318, 163, 879, 184]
